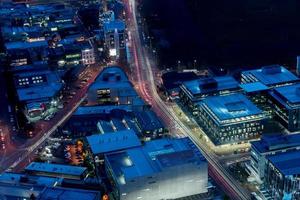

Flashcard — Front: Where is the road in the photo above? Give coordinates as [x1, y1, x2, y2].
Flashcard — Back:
[0, 64, 103, 173]
[125, 0, 251, 199]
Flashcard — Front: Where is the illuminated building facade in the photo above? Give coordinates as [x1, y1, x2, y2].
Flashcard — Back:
[197, 93, 267, 145]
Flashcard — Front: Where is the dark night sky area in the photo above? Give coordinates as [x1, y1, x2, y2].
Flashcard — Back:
[141, 0, 300, 69]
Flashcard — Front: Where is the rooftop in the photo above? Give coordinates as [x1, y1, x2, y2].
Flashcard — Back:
[86, 130, 142, 155]
[134, 110, 164, 131]
[39, 187, 100, 200]
[103, 20, 125, 33]
[242, 65, 299, 86]
[270, 83, 300, 108]
[267, 150, 300, 176]
[95, 66, 128, 83]
[162, 71, 198, 91]
[5, 40, 48, 50]
[251, 134, 300, 154]
[25, 162, 87, 176]
[182, 76, 239, 97]
[105, 137, 206, 185]
[202, 93, 263, 122]
[74, 105, 132, 116]
[239, 82, 269, 93]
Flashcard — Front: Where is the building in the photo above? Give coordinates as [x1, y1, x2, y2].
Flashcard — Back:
[161, 70, 199, 98]
[105, 137, 208, 200]
[103, 20, 126, 58]
[0, 172, 101, 200]
[179, 76, 240, 115]
[268, 82, 300, 131]
[14, 69, 63, 118]
[80, 41, 96, 65]
[25, 162, 88, 180]
[133, 110, 166, 139]
[198, 93, 267, 145]
[265, 150, 300, 200]
[86, 129, 142, 160]
[241, 65, 299, 87]
[87, 67, 141, 106]
[249, 134, 300, 182]
[239, 82, 271, 113]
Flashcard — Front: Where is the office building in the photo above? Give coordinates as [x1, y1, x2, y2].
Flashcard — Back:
[179, 76, 240, 115]
[265, 150, 300, 200]
[198, 93, 267, 145]
[249, 134, 300, 182]
[105, 137, 208, 200]
[268, 82, 300, 131]
[241, 65, 299, 87]
[103, 20, 126, 58]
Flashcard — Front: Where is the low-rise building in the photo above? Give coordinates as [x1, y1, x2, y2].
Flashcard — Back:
[133, 110, 166, 139]
[105, 137, 208, 200]
[268, 83, 300, 131]
[14, 70, 63, 119]
[25, 162, 88, 180]
[198, 93, 267, 145]
[87, 67, 141, 106]
[265, 150, 300, 200]
[249, 134, 300, 182]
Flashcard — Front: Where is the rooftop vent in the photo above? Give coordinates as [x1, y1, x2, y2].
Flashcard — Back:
[262, 65, 282, 75]
[225, 101, 247, 112]
[200, 78, 218, 90]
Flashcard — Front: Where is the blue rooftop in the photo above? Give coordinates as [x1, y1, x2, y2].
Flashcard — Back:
[105, 137, 206, 185]
[242, 65, 299, 86]
[95, 66, 128, 83]
[134, 110, 164, 132]
[251, 134, 300, 154]
[39, 187, 100, 200]
[239, 82, 269, 93]
[86, 130, 142, 155]
[267, 150, 300, 176]
[74, 105, 132, 116]
[270, 83, 300, 109]
[103, 20, 125, 33]
[182, 76, 239, 97]
[5, 40, 48, 50]
[202, 93, 263, 121]
[25, 162, 87, 176]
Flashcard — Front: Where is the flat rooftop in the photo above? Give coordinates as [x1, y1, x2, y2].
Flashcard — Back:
[267, 150, 300, 176]
[103, 20, 125, 33]
[5, 40, 48, 50]
[270, 83, 300, 108]
[182, 76, 239, 96]
[39, 187, 100, 200]
[239, 82, 269, 93]
[134, 110, 164, 131]
[95, 66, 128, 82]
[86, 130, 142, 155]
[106, 137, 206, 185]
[25, 162, 87, 177]
[251, 134, 300, 154]
[162, 71, 198, 91]
[74, 105, 132, 116]
[202, 93, 263, 121]
[242, 65, 299, 86]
